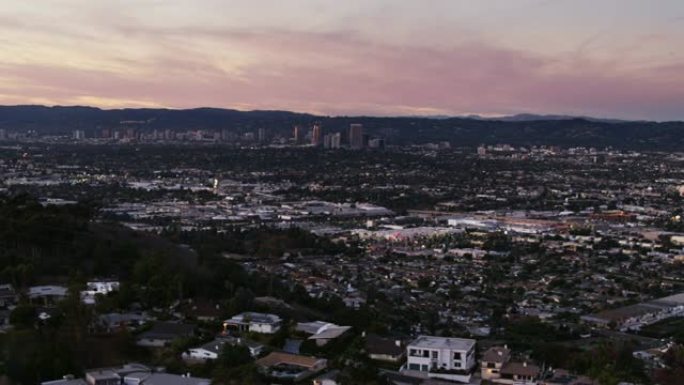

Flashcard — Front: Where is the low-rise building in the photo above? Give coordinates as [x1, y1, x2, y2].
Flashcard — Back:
[223, 312, 282, 334]
[184, 336, 264, 361]
[481, 346, 511, 380]
[136, 322, 195, 347]
[403, 335, 476, 383]
[256, 352, 327, 382]
[365, 334, 405, 363]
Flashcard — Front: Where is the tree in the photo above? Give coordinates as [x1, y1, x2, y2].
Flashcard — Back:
[9, 305, 36, 329]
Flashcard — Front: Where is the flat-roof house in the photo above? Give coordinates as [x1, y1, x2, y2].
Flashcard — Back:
[29, 285, 68, 305]
[184, 336, 264, 361]
[403, 335, 477, 383]
[223, 312, 282, 334]
[43, 363, 211, 385]
[81, 280, 120, 305]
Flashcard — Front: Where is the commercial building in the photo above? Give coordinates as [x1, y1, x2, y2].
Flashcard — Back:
[349, 124, 363, 149]
[311, 124, 322, 146]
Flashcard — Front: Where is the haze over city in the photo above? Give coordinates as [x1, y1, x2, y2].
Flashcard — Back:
[1, 0, 683, 120]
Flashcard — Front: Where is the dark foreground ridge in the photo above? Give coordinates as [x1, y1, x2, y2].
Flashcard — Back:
[1, 105, 683, 150]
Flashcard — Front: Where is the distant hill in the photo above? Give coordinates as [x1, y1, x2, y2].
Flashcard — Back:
[0, 105, 682, 150]
[477, 113, 638, 124]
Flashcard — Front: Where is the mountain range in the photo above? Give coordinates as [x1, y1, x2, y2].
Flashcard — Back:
[0, 105, 682, 150]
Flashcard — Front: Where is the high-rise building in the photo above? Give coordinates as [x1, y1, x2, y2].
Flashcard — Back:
[0, 129, 8, 141]
[311, 123, 322, 146]
[349, 123, 363, 149]
[323, 134, 332, 149]
[125, 127, 137, 140]
[331, 132, 342, 149]
[257, 127, 266, 143]
[293, 125, 302, 144]
[73, 130, 86, 140]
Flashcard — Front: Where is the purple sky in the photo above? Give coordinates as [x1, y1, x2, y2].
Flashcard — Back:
[1, 0, 683, 120]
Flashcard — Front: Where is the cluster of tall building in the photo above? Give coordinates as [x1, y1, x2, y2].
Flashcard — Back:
[291, 123, 383, 150]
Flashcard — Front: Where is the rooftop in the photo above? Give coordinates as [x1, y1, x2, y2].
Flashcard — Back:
[408, 335, 476, 351]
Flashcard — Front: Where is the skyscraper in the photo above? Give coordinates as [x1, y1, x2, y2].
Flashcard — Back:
[349, 123, 363, 149]
[331, 132, 342, 149]
[293, 125, 302, 144]
[311, 123, 322, 146]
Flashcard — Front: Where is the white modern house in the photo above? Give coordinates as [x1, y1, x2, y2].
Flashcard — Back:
[223, 312, 282, 334]
[81, 280, 120, 305]
[403, 335, 477, 383]
[184, 336, 264, 361]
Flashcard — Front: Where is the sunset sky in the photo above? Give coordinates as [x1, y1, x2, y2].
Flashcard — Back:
[0, 0, 682, 120]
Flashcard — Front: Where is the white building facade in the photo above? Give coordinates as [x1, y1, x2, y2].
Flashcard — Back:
[404, 336, 477, 383]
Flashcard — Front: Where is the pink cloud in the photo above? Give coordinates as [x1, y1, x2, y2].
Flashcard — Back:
[1, 28, 683, 120]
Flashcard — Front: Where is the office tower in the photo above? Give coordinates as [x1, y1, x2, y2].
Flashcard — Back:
[311, 123, 322, 146]
[323, 134, 332, 149]
[293, 125, 302, 144]
[125, 127, 137, 140]
[258, 127, 266, 143]
[0, 129, 7, 141]
[349, 123, 363, 149]
[331, 132, 342, 149]
[73, 130, 85, 140]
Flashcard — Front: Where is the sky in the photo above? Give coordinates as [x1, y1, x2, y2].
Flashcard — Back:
[0, 0, 683, 120]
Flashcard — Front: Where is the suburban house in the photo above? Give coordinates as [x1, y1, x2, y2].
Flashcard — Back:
[296, 321, 351, 346]
[81, 280, 120, 305]
[498, 362, 541, 384]
[45, 363, 209, 385]
[403, 335, 477, 383]
[182, 299, 222, 322]
[256, 352, 327, 382]
[29, 285, 68, 305]
[312, 370, 340, 385]
[136, 322, 195, 347]
[223, 312, 282, 334]
[481, 345, 541, 384]
[481, 346, 511, 380]
[183, 336, 264, 361]
[0, 284, 17, 307]
[364, 334, 405, 363]
[98, 312, 149, 332]
[542, 369, 597, 385]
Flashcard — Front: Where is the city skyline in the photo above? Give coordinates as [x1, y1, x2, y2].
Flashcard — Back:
[0, 1, 683, 120]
